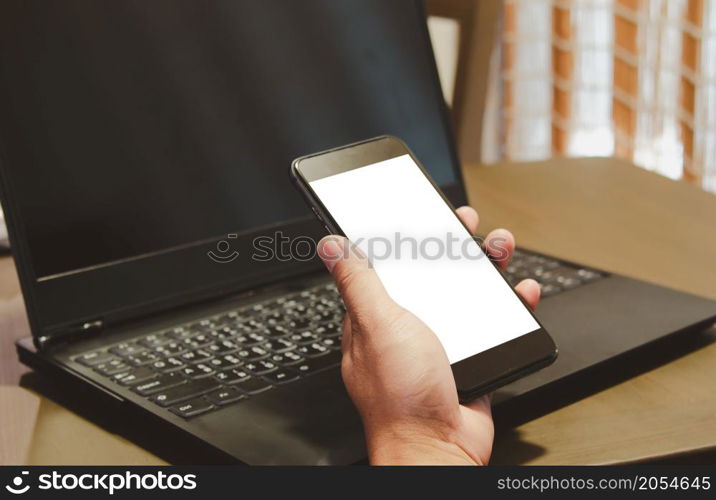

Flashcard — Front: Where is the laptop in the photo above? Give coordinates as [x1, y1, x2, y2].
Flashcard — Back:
[1, 0, 715, 465]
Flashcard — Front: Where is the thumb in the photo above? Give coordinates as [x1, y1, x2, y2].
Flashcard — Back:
[317, 235, 392, 325]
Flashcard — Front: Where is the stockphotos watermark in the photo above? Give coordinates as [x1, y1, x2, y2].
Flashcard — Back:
[207, 231, 510, 265]
[4, 469, 196, 496]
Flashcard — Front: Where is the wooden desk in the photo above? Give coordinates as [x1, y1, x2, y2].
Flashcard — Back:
[1, 157, 715, 464]
[466, 157, 716, 464]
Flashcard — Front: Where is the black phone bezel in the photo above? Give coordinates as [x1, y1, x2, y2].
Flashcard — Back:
[291, 135, 558, 400]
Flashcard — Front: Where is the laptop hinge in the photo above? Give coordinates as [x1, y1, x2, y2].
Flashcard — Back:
[38, 319, 105, 349]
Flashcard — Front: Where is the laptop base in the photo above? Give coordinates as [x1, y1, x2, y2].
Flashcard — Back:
[16, 271, 716, 465]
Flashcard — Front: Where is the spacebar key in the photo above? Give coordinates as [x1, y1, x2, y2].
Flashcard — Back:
[291, 350, 342, 375]
[150, 378, 220, 407]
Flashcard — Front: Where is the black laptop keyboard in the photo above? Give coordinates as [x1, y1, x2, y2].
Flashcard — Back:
[506, 249, 605, 297]
[74, 250, 604, 419]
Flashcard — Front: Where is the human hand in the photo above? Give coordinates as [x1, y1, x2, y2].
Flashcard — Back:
[317, 206, 540, 465]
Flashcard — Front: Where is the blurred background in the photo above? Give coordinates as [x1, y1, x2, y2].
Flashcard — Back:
[426, 0, 716, 193]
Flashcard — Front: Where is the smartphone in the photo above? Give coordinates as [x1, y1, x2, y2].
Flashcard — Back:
[291, 136, 557, 400]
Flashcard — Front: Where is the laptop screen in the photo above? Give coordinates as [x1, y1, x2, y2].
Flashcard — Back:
[0, 0, 459, 280]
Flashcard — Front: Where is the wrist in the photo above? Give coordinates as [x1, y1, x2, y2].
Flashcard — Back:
[365, 421, 481, 466]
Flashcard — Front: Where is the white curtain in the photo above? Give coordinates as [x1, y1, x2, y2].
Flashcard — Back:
[489, 0, 716, 193]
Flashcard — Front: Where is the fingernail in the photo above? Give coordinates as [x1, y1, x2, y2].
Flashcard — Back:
[318, 238, 344, 272]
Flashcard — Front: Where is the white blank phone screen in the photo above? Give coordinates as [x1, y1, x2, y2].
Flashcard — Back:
[309, 154, 540, 363]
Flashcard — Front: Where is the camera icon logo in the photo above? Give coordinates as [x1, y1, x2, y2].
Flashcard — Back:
[5, 471, 30, 495]
[207, 233, 239, 264]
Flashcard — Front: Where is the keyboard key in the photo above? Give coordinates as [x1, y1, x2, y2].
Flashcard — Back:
[246, 332, 267, 344]
[214, 368, 251, 384]
[296, 342, 330, 357]
[94, 359, 132, 376]
[287, 311, 313, 323]
[280, 299, 298, 310]
[207, 355, 239, 370]
[169, 398, 214, 418]
[110, 368, 134, 382]
[317, 297, 341, 308]
[270, 351, 304, 366]
[166, 327, 195, 340]
[262, 339, 295, 353]
[526, 254, 547, 264]
[151, 357, 185, 372]
[534, 270, 559, 284]
[210, 326, 238, 339]
[315, 284, 338, 296]
[577, 268, 602, 282]
[205, 330, 227, 341]
[236, 346, 269, 361]
[154, 341, 186, 357]
[286, 303, 309, 314]
[114, 367, 156, 386]
[150, 378, 220, 406]
[206, 387, 245, 406]
[244, 359, 278, 375]
[109, 343, 146, 358]
[220, 353, 243, 366]
[189, 320, 221, 333]
[133, 372, 185, 396]
[315, 322, 342, 338]
[193, 363, 215, 377]
[537, 259, 561, 271]
[286, 317, 311, 330]
[507, 269, 532, 282]
[138, 333, 170, 348]
[182, 333, 212, 349]
[291, 351, 341, 375]
[261, 312, 285, 326]
[263, 370, 299, 385]
[218, 310, 240, 321]
[233, 333, 263, 346]
[180, 363, 214, 379]
[320, 337, 340, 349]
[265, 325, 290, 338]
[289, 331, 319, 344]
[126, 351, 160, 366]
[76, 351, 114, 366]
[557, 276, 582, 289]
[206, 340, 239, 354]
[232, 333, 249, 345]
[180, 348, 213, 364]
[243, 319, 267, 330]
[185, 324, 211, 335]
[234, 376, 272, 395]
[312, 310, 337, 322]
[540, 283, 562, 297]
